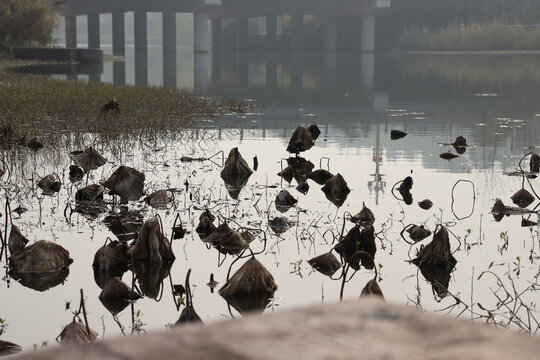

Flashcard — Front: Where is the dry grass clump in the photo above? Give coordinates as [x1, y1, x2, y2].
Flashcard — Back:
[0, 60, 250, 140]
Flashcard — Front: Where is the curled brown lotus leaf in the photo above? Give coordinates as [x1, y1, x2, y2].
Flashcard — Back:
[10, 268, 70, 292]
[98, 277, 142, 302]
[92, 240, 130, 273]
[69, 165, 84, 182]
[351, 202, 375, 226]
[37, 174, 61, 192]
[101, 165, 145, 203]
[452, 136, 467, 148]
[306, 169, 334, 185]
[321, 173, 351, 196]
[70, 147, 107, 172]
[419, 264, 453, 298]
[335, 225, 376, 270]
[269, 217, 294, 234]
[134, 259, 173, 299]
[308, 123, 321, 140]
[275, 190, 297, 210]
[286, 157, 315, 183]
[220, 147, 253, 183]
[57, 320, 98, 344]
[75, 184, 104, 202]
[308, 252, 341, 277]
[407, 225, 432, 243]
[360, 279, 385, 300]
[511, 188, 535, 208]
[144, 189, 171, 208]
[277, 166, 294, 183]
[9, 240, 72, 273]
[0, 340, 22, 356]
[203, 222, 233, 244]
[196, 216, 216, 239]
[397, 176, 413, 192]
[286, 126, 315, 154]
[219, 257, 277, 297]
[440, 152, 459, 160]
[418, 199, 433, 210]
[390, 129, 407, 140]
[128, 217, 175, 266]
[199, 209, 216, 222]
[410, 226, 456, 269]
[8, 225, 29, 255]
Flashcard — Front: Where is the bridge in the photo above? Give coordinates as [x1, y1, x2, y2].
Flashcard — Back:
[53, 0, 390, 88]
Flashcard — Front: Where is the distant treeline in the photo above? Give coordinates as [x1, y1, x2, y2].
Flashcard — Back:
[375, 0, 540, 49]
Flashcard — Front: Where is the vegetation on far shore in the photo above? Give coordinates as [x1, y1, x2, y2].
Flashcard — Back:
[396, 21, 540, 52]
[0, 59, 250, 140]
[0, 0, 55, 45]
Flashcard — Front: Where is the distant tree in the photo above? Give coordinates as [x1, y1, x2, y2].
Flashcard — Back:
[0, 0, 55, 45]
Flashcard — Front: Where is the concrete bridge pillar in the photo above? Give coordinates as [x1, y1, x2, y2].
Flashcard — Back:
[194, 53, 209, 92]
[323, 16, 338, 52]
[87, 14, 100, 48]
[163, 11, 177, 87]
[112, 12, 125, 56]
[323, 52, 337, 86]
[211, 50, 221, 81]
[360, 52, 374, 87]
[237, 18, 248, 52]
[65, 15, 77, 48]
[265, 15, 277, 52]
[134, 11, 148, 85]
[291, 14, 303, 53]
[211, 19, 222, 51]
[194, 13, 209, 53]
[361, 15, 375, 53]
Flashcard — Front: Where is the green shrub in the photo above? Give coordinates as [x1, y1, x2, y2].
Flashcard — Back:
[396, 21, 540, 51]
[0, 0, 55, 45]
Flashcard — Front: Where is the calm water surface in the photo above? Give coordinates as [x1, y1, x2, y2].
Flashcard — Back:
[3, 52, 540, 351]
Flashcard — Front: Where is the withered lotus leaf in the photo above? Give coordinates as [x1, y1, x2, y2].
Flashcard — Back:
[360, 279, 385, 300]
[128, 217, 175, 266]
[351, 202, 375, 226]
[275, 190, 298, 208]
[511, 188, 535, 208]
[219, 257, 277, 297]
[390, 130, 407, 140]
[220, 147, 253, 182]
[9, 240, 72, 273]
[306, 169, 334, 185]
[308, 252, 341, 276]
[92, 240, 129, 273]
[287, 126, 316, 154]
[418, 199, 433, 210]
[269, 217, 294, 234]
[144, 189, 171, 208]
[321, 173, 351, 196]
[70, 147, 107, 172]
[75, 184, 104, 202]
[57, 320, 98, 344]
[101, 166, 145, 203]
[440, 152, 459, 160]
[0, 340, 22, 356]
[8, 225, 29, 255]
[99, 277, 141, 302]
[410, 226, 456, 269]
[407, 225, 432, 243]
[308, 123, 321, 140]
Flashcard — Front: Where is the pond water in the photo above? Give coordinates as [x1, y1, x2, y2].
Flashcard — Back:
[3, 51, 540, 352]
